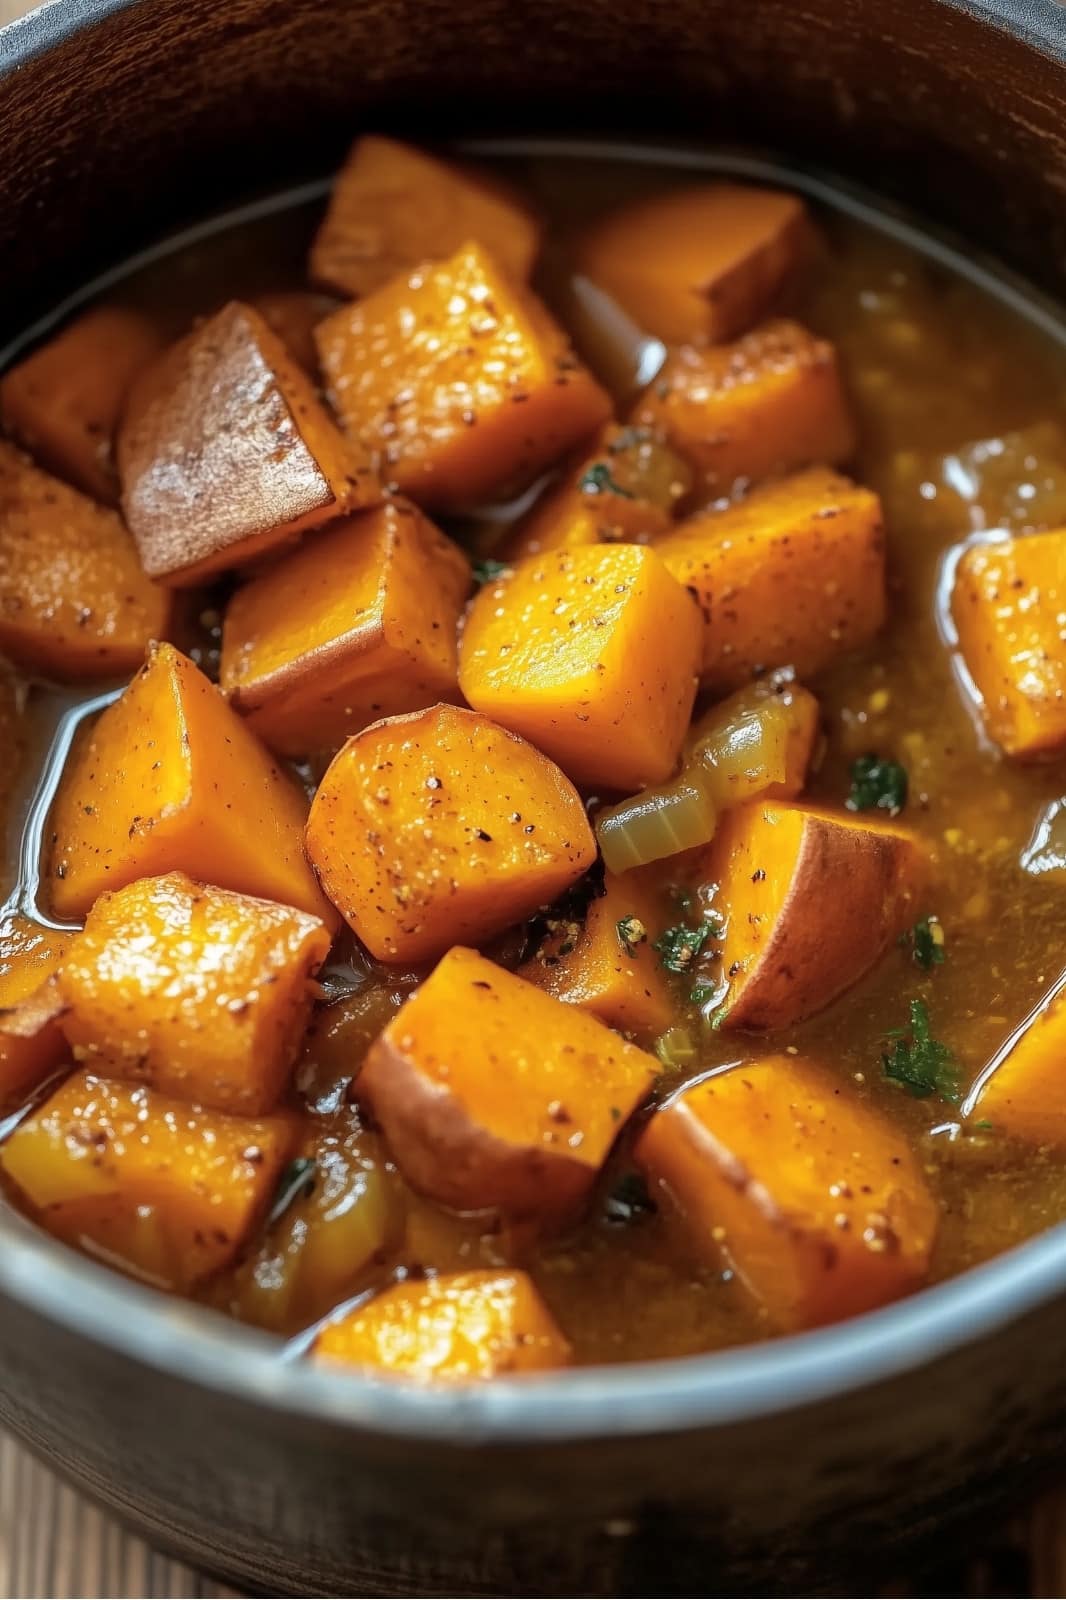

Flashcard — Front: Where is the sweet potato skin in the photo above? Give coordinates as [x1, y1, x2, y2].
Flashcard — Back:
[576, 185, 812, 345]
[0, 1068, 296, 1289]
[48, 642, 336, 927]
[951, 530, 1066, 758]
[358, 946, 660, 1220]
[59, 873, 330, 1114]
[118, 301, 379, 585]
[0, 306, 163, 504]
[0, 915, 69, 1106]
[221, 499, 471, 757]
[0, 440, 170, 680]
[310, 135, 541, 298]
[458, 544, 702, 791]
[656, 467, 886, 691]
[306, 704, 595, 963]
[636, 1055, 938, 1328]
[631, 320, 855, 492]
[704, 800, 924, 1029]
[316, 241, 611, 512]
[969, 986, 1066, 1145]
[315, 1269, 571, 1381]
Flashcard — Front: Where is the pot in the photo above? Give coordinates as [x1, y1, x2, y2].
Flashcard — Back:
[0, 2, 1064, 1593]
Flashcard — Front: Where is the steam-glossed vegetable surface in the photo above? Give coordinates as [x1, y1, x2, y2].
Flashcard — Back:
[2, 137, 1066, 1381]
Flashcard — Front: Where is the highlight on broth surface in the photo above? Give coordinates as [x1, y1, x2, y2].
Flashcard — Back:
[2, 133, 1066, 1382]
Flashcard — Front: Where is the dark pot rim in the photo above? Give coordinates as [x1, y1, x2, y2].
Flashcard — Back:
[2, 0, 1066, 1448]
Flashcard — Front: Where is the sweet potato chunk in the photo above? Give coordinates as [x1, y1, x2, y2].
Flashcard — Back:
[631, 321, 856, 493]
[317, 240, 611, 511]
[0, 916, 69, 1105]
[310, 135, 541, 298]
[220, 499, 471, 757]
[459, 544, 702, 791]
[315, 1269, 571, 1381]
[519, 870, 675, 1040]
[0, 1069, 295, 1289]
[969, 985, 1066, 1145]
[251, 290, 338, 377]
[0, 441, 170, 680]
[656, 467, 885, 691]
[306, 704, 595, 963]
[59, 873, 329, 1114]
[501, 424, 692, 561]
[358, 946, 659, 1219]
[576, 185, 812, 345]
[118, 301, 379, 585]
[48, 642, 336, 926]
[951, 530, 1066, 758]
[0, 306, 163, 503]
[703, 800, 923, 1029]
[636, 1056, 938, 1328]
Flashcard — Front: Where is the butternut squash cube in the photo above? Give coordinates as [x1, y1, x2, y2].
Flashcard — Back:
[117, 301, 379, 585]
[48, 642, 336, 927]
[251, 290, 338, 377]
[306, 704, 595, 964]
[632, 320, 856, 493]
[0, 305, 163, 504]
[316, 241, 612, 511]
[59, 873, 330, 1114]
[310, 134, 541, 298]
[951, 531, 1066, 758]
[0, 441, 170, 681]
[501, 423, 692, 561]
[358, 946, 659, 1220]
[0, 1069, 295, 1289]
[220, 499, 471, 757]
[0, 915, 69, 1106]
[518, 869, 675, 1040]
[656, 467, 885, 691]
[576, 184, 812, 345]
[636, 1055, 938, 1329]
[702, 800, 924, 1029]
[315, 1269, 571, 1381]
[970, 985, 1066, 1146]
[459, 544, 702, 791]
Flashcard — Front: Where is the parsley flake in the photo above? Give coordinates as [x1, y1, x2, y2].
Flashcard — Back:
[616, 914, 647, 957]
[577, 461, 635, 499]
[882, 999, 960, 1102]
[904, 915, 945, 971]
[267, 1157, 316, 1227]
[847, 754, 908, 817]
[654, 923, 710, 973]
[471, 557, 508, 585]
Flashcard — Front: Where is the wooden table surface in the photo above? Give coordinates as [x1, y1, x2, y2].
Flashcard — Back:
[4, 0, 1066, 1595]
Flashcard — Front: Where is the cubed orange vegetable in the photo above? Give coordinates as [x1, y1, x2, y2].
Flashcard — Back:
[358, 946, 659, 1219]
[0, 1069, 295, 1290]
[636, 1056, 938, 1329]
[702, 800, 924, 1029]
[316, 240, 612, 511]
[0, 306, 163, 504]
[500, 424, 692, 561]
[576, 185, 813, 345]
[59, 873, 330, 1114]
[631, 320, 856, 493]
[969, 984, 1066, 1145]
[0, 915, 69, 1105]
[48, 642, 336, 927]
[117, 301, 380, 585]
[251, 290, 339, 377]
[656, 467, 885, 691]
[306, 704, 595, 963]
[951, 531, 1066, 758]
[519, 870, 676, 1040]
[315, 1269, 571, 1381]
[458, 544, 702, 791]
[310, 135, 541, 298]
[0, 440, 170, 680]
[220, 499, 471, 757]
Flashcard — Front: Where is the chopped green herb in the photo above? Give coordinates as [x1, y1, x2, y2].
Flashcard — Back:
[690, 981, 718, 1007]
[846, 754, 909, 817]
[971, 1119, 994, 1132]
[471, 557, 508, 585]
[267, 1157, 316, 1227]
[605, 1171, 657, 1224]
[904, 915, 946, 971]
[577, 461, 636, 499]
[709, 1004, 729, 1031]
[882, 999, 960, 1102]
[654, 923, 710, 973]
[616, 914, 647, 957]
